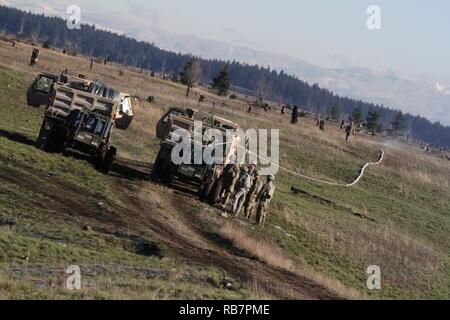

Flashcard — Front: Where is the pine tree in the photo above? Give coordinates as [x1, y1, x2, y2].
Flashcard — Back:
[391, 111, 406, 136]
[212, 65, 230, 96]
[351, 108, 364, 125]
[330, 105, 340, 120]
[366, 111, 382, 134]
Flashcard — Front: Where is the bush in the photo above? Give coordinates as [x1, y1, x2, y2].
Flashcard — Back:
[42, 39, 52, 49]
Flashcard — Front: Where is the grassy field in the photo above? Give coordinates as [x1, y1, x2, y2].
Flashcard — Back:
[0, 39, 449, 299]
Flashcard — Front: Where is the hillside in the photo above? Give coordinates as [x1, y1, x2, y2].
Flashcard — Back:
[0, 40, 449, 299]
[1, 5, 450, 149]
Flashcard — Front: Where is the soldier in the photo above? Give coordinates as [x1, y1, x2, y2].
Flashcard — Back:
[345, 122, 355, 142]
[30, 48, 40, 66]
[90, 58, 94, 71]
[255, 175, 276, 227]
[232, 165, 254, 216]
[319, 119, 325, 131]
[60, 69, 69, 84]
[220, 163, 240, 207]
[291, 106, 299, 124]
[340, 120, 345, 130]
[244, 171, 263, 221]
[281, 105, 286, 115]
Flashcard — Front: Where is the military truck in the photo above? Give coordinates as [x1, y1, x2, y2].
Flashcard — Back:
[26, 72, 137, 173]
[151, 106, 242, 202]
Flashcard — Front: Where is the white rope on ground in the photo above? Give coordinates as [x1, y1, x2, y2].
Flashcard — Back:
[237, 145, 385, 188]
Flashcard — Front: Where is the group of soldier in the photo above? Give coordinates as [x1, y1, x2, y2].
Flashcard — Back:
[217, 163, 276, 228]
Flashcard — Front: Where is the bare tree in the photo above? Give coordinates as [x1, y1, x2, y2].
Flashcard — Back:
[256, 77, 272, 101]
[181, 58, 202, 97]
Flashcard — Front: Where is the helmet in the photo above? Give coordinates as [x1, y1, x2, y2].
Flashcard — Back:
[268, 175, 275, 181]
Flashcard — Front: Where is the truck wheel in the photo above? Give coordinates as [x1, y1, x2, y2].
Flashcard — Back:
[160, 162, 175, 186]
[95, 150, 107, 170]
[209, 179, 223, 204]
[199, 180, 214, 202]
[37, 121, 52, 151]
[102, 147, 117, 174]
[51, 127, 67, 153]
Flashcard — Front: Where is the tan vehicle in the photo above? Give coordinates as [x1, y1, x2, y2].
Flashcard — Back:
[152, 107, 241, 202]
[26, 72, 137, 173]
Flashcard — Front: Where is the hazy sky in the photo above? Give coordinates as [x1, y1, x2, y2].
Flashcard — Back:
[7, 0, 450, 79]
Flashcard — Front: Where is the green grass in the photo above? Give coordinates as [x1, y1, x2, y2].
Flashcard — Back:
[0, 67, 260, 300]
[0, 49, 449, 300]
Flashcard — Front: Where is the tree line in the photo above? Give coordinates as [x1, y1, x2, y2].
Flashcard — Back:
[1, 5, 449, 148]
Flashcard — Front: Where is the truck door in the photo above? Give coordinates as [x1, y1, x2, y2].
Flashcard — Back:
[26, 74, 58, 108]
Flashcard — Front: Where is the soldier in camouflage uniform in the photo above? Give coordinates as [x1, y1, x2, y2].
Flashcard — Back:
[255, 175, 276, 227]
[232, 165, 255, 216]
[220, 163, 240, 207]
[244, 171, 263, 221]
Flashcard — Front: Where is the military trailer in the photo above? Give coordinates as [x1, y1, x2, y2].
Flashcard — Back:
[151, 106, 242, 202]
[26, 72, 137, 173]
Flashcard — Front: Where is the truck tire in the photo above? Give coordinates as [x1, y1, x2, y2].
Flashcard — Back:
[209, 179, 223, 204]
[37, 121, 52, 151]
[37, 121, 65, 153]
[102, 146, 117, 174]
[51, 127, 67, 153]
[160, 162, 175, 186]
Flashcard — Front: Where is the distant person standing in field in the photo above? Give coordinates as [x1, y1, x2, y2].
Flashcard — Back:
[345, 122, 355, 142]
[90, 58, 94, 71]
[319, 119, 325, 131]
[30, 48, 40, 66]
[291, 106, 299, 124]
[340, 120, 345, 130]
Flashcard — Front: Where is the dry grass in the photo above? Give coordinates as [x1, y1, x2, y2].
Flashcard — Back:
[1, 38, 449, 299]
[220, 223, 364, 299]
[381, 142, 450, 189]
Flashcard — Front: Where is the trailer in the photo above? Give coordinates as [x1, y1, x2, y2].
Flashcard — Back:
[26, 72, 137, 173]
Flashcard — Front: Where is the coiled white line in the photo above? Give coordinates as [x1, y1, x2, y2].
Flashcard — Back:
[208, 140, 385, 187]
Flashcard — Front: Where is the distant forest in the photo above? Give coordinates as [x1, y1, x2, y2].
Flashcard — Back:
[1, 5, 449, 148]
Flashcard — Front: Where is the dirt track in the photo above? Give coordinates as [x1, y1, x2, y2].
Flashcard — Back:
[0, 130, 342, 300]
[102, 158, 342, 300]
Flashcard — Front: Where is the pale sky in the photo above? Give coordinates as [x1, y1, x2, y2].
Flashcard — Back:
[7, 0, 450, 79]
